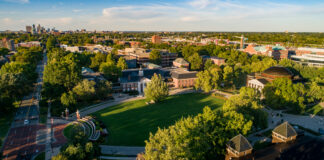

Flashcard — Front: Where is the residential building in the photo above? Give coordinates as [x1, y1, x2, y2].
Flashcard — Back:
[124, 48, 150, 66]
[290, 54, 324, 67]
[18, 41, 41, 48]
[171, 68, 197, 88]
[272, 122, 297, 143]
[295, 47, 324, 56]
[160, 50, 177, 67]
[119, 68, 170, 94]
[225, 134, 253, 160]
[173, 58, 189, 69]
[152, 35, 162, 44]
[0, 38, 15, 51]
[247, 66, 294, 92]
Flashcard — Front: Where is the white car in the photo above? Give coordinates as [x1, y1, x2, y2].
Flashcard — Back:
[24, 119, 29, 125]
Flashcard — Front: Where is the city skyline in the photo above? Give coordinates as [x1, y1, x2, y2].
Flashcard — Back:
[0, 0, 324, 32]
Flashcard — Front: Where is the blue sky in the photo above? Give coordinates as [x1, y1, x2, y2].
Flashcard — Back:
[0, 0, 323, 32]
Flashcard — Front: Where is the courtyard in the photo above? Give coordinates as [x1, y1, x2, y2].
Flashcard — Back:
[92, 93, 225, 146]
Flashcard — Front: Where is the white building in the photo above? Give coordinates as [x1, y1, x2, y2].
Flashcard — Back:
[291, 54, 324, 67]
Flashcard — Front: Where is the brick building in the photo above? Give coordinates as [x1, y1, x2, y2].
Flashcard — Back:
[171, 68, 197, 88]
[247, 66, 294, 92]
[0, 38, 15, 51]
[17, 41, 41, 48]
[152, 35, 162, 44]
[244, 44, 288, 60]
[160, 50, 177, 67]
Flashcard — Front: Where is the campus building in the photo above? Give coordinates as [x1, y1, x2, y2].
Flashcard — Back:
[152, 35, 162, 44]
[295, 47, 324, 56]
[160, 50, 177, 67]
[244, 44, 288, 60]
[171, 68, 197, 88]
[173, 58, 189, 69]
[119, 68, 170, 94]
[247, 66, 294, 92]
[272, 122, 297, 143]
[290, 54, 324, 67]
[225, 134, 253, 160]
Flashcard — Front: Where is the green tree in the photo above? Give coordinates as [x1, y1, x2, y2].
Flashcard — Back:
[149, 50, 161, 65]
[264, 78, 307, 113]
[144, 73, 169, 102]
[188, 52, 202, 70]
[61, 91, 77, 107]
[144, 106, 252, 160]
[195, 66, 222, 93]
[117, 57, 128, 70]
[0, 48, 9, 56]
[90, 52, 106, 71]
[99, 62, 120, 81]
[72, 79, 96, 102]
[223, 65, 234, 88]
[96, 80, 112, 100]
[46, 36, 57, 51]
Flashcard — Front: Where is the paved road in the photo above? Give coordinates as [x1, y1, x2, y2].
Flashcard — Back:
[2, 50, 46, 160]
[100, 145, 144, 156]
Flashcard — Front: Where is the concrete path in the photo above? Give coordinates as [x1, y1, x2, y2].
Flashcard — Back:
[100, 156, 136, 160]
[100, 145, 145, 156]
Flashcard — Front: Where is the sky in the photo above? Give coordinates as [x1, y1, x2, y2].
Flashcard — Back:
[0, 0, 323, 32]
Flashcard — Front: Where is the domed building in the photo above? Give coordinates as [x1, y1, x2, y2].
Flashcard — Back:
[247, 66, 294, 92]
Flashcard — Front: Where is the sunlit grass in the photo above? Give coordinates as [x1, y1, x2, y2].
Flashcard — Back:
[92, 93, 225, 146]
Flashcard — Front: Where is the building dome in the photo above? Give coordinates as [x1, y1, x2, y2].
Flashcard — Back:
[263, 66, 293, 76]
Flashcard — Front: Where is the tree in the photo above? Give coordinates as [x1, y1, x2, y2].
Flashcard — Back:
[0, 48, 9, 56]
[144, 73, 169, 102]
[144, 106, 252, 160]
[96, 80, 112, 100]
[223, 65, 234, 88]
[72, 79, 96, 102]
[99, 62, 120, 81]
[149, 50, 161, 65]
[117, 57, 128, 70]
[195, 66, 222, 93]
[90, 52, 106, 71]
[263, 78, 307, 113]
[222, 87, 267, 129]
[188, 52, 202, 70]
[61, 91, 77, 107]
[46, 36, 57, 51]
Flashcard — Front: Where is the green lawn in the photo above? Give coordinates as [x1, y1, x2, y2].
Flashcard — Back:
[63, 124, 74, 140]
[0, 113, 13, 149]
[92, 93, 225, 146]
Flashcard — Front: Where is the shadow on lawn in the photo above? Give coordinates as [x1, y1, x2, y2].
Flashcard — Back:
[93, 93, 225, 146]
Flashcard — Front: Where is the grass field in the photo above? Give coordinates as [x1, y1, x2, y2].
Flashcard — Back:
[92, 93, 225, 146]
[0, 113, 13, 149]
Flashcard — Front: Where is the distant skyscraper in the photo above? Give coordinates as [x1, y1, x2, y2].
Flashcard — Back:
[37, 24, 41, 34]
[32, 24, 36, 34]
[26, 26, 32, 33]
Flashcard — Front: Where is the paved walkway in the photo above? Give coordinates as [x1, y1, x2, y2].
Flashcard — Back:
[100, 145, 145, 156]
[72, 88, 198, 118]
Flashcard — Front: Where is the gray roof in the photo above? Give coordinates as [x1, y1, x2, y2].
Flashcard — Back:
[227, 134, 253, 153]
[174, 58, 189, 65]
[273, 122, 297, 138]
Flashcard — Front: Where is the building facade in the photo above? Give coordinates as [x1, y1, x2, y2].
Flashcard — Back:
[152, 35, 162, 44]
[171, 68, 197, 88]
[290, 54, 324, 67]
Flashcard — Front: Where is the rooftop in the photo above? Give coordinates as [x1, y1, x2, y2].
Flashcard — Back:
[227, 134, 252, 153]
[272, 122, 297, 138]
[263, 66, 293, 76]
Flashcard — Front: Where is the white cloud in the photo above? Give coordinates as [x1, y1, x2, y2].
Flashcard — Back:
[3, 0, 29, 4]
[189, 0, 212, 9]
[73, 9, 83, 13]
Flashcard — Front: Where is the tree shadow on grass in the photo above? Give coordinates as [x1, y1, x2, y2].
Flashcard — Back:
[92, 93, 225, 146]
